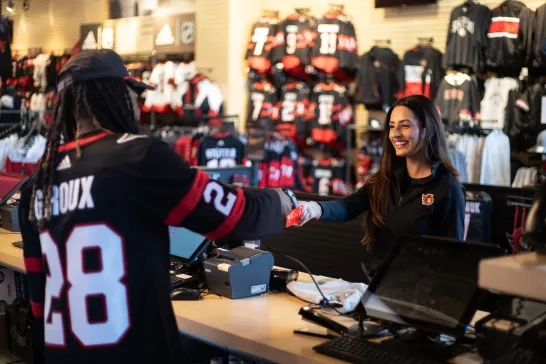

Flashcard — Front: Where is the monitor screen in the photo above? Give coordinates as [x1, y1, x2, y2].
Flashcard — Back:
[362, 236, 502, 333]
[169, 227, 207, 261]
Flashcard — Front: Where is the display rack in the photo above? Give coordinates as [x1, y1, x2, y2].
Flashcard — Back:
[345, 123, 384, 185]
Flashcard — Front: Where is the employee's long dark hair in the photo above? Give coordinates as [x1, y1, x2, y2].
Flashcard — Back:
[28, 77, 140, 229]
[362, 95, 458, 250]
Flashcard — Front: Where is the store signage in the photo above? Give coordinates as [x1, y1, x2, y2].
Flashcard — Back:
[80, 13, 195, 55]
[153, 13, 195, 54]
[101, 27, 115, 49]
[80, 24, 102, 50]
[156, 24, 176, 46]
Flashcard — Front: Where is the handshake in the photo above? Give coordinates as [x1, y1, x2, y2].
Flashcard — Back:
[275, 188, 322, 227]
[294, 201, 322, 226]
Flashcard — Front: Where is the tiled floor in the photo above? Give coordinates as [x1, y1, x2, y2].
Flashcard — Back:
[0, 353, 25, 364]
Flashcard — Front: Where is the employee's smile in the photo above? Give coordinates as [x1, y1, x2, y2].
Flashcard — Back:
[393, 139, 409, 149]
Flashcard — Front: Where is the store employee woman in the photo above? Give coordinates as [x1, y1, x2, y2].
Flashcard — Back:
[298, 95, 466, 267]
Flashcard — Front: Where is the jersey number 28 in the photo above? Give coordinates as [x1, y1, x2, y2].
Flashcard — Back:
[40, 224, 129, 347]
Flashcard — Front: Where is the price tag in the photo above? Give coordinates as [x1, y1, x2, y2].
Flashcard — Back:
[541, 96, 546, 125]
[285, 205, 304, 227]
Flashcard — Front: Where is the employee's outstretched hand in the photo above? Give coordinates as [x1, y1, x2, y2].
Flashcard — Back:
[296, 201, 322, 226]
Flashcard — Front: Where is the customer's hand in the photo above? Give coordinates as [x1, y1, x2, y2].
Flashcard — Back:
[296, 201, 322, 226]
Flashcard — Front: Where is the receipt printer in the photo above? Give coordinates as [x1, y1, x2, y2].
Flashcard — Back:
[204, 246, 274, 299]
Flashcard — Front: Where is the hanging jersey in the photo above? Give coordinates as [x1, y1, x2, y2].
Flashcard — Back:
[505, 196, 533, 253]
[196, 134, 247, 168]
[298, 156, 314, 192]
[257, 135, 302, 190]
[173, 135, 192, 162]
[246, 17, 280, 74]
[271, 14, 317, 77]
[480, 77, 519, 129]
[434, 73, 481, 125]
[308, 158, 347, 196]
[143, 62, 176, 113]
[179, 74, 224, 126]
[18, 131, 285, 364]
[276, 81, 310, 142]
[5, 134, 47, 176]
[246, 80, 278, 129]
[310, 12, 358, 77]
[464, 191, 492, 244]
[307, 82, 353, 145]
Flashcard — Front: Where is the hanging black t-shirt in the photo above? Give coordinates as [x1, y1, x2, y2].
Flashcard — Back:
[196, 134, 246, 167]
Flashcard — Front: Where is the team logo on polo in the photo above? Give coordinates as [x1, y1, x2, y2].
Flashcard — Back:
[422, 193, 434, 206]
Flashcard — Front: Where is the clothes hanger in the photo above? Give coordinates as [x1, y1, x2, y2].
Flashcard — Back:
[374, 39, 391, 47]
[294, 8, 310, 16]
[417, 37, 433, 47]
[327, 3, 345, 13]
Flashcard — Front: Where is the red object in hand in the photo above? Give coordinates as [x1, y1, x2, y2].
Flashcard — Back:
[285, 205, 304, 227]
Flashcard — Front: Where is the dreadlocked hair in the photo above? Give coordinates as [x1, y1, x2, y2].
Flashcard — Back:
[29, 77, 140, 230]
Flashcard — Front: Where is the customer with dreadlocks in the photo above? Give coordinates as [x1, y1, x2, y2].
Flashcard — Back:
[18, 49, 297, 364]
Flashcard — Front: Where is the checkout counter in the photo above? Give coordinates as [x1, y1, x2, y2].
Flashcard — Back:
[0, 229, 489, 364]
[2, 168, 545, 363]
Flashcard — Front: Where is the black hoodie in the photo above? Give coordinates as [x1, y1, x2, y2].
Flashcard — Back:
[318, 163, 465, 263]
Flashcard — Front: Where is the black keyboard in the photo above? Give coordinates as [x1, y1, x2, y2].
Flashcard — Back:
[170, 275, 185, 290]
[170, 260, 184, 273]
[313, 335, 444, 364]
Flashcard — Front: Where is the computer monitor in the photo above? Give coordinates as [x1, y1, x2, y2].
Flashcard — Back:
[0, 172, 29, 205]
[197, 164, 258, 187]
[169, 226, 211, 265]
[361, 235, 503, 337]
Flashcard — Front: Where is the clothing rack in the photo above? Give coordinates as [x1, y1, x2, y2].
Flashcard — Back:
[154, 53, 195, 63]
[46, 49, 71, 56]
[417, 37, 434, 46]
[196, 66, 213, 74]
[12, 48, 43, 56]
[150, 116, 241, 134]
[445, 124, 492, 136]
[0, 123, 21, 139]
[345, 123, 384, 184]
[506, 195, 534, 208]
[123, 54, 153, 62]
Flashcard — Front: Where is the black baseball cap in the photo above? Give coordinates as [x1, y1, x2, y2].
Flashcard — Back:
[57, 49, 154, 92]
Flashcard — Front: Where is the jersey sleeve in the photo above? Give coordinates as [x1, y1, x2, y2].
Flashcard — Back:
[318, 184, 371, 222]
[134, 139, 285, 240]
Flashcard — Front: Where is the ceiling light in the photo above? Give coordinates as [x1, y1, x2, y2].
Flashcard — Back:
[6, 0, 14, 12]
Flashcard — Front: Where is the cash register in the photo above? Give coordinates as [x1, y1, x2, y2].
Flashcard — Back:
[168, 226, 211, 290]
[312, 235, 503, 364]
